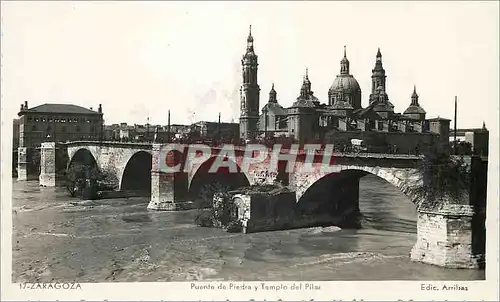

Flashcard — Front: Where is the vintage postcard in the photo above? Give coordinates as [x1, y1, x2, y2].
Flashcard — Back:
[1, 1, 498, 301]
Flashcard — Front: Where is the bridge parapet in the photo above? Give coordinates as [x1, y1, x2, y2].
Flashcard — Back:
[63, 140, 153, 150]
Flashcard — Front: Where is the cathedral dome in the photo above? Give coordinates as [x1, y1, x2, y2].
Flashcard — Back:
[329, 75, 361, 95]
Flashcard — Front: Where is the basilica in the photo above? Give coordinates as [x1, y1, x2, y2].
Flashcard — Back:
[239, 27, 450, 152]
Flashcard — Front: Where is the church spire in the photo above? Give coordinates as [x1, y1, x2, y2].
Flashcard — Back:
[246, 25, 254, 52]
[300, 68, 312, 98]
[369, 47, 387, 103]
[411, 85, 419, 106]
[340, 45, 350, 75]
[269, 83, 277, 103]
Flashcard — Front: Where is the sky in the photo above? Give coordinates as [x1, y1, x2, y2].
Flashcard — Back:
[1, 1, 498, 128]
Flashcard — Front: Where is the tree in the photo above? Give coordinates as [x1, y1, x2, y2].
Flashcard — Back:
[65, 163, 92, 197]
[65, 163, 118, 199]
[194, 181, 242, 232]
[415, 144, 470, 208]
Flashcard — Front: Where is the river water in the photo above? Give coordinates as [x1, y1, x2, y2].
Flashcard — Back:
[11, 175, 484, 282]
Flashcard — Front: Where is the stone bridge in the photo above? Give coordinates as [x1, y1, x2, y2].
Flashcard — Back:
[54, 141, 423, 205]
[38, 141, 486, 269]
[64, 141, 153, 192]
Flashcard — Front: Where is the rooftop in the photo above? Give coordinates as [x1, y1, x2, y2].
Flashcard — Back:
[21, 104, 101, 115]
[427, 117, 451, 121]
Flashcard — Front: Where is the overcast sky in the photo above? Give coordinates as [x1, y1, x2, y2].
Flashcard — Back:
[1, 1, 498, 128]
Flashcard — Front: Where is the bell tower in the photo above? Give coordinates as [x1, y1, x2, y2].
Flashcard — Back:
[239, 25, 261, 140]
[369, 48, 387, 104]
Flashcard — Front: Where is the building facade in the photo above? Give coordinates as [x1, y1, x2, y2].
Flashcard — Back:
[16, 102, 104, 179]
[17, 102, 104, 149]
[239, 30, 451, 153]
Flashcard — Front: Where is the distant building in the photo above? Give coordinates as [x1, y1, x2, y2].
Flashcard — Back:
[16, 102, 104, 179]
[238, 28, 451, 153]
[12, 118, 20, 150]
[17, 102, 104, 149]
[464, 124, 489, 156]
[192, 121, 239, 141]
[101, 122, 193, 143]
[12, 118, 20, 174]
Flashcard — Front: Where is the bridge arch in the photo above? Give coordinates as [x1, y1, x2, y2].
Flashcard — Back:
[67, 148, 98, 170]
[295, 166, 421, 203]
[294, 166, 422, 228]
[189, 156, 251, 206]
[120, 151, 153, 195]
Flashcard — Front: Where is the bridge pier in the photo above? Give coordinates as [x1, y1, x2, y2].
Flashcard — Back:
[147, 144, 194, 211]
[17, 147, 28, 181]
[411, 203, 483, 269]
[39, 142, 56, 187]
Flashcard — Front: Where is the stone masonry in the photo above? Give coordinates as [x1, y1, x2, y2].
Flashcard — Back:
[410, 203, 483, 268]
[65, 141, 152, 191]
[39, 142, 56, 187]
[17, 147, 28, 181]
[55, 141, 486, 269]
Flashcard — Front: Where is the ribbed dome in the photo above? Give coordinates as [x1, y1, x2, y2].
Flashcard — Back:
[329, 75, 361, 94]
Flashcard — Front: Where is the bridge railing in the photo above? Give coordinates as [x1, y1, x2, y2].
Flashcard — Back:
[62, 140, 154, 146]
[61, 140, 424, 159]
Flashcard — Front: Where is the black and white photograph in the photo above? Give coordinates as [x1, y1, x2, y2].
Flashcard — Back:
[1, 1, 498, 301]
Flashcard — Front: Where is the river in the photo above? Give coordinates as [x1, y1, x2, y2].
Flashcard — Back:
[11, 175, 484, 282]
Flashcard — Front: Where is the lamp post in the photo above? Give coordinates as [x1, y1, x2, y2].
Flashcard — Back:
[454, 96, 457, 155]
[167, 110, 171, 143]
[146, 116, 150, 142]
[218, 112, 221, 143]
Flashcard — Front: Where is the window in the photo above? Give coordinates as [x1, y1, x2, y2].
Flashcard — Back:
[48, 117, 53, 122]
[35, 118, 39, 122]
[42, 118, 46, 122]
